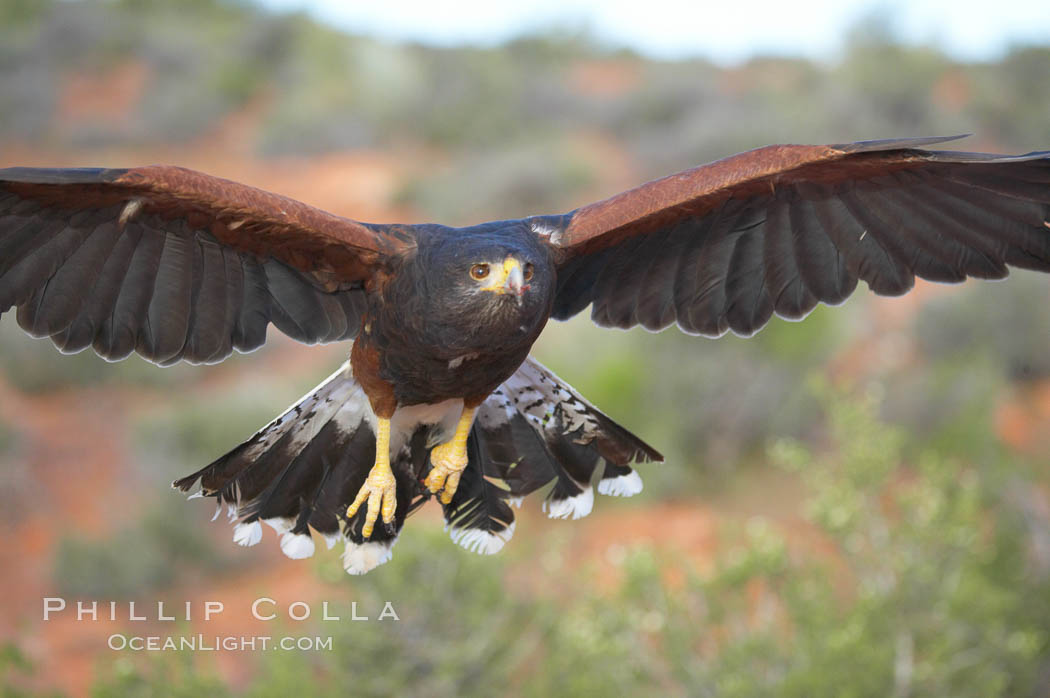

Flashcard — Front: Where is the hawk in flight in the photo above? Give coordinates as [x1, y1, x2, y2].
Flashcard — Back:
[2, 135, 1048, 573]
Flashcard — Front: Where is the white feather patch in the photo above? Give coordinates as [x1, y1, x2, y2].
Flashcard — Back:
[598, 471, 644, 497]
[233, 521, 262, 547]
[118, 197, 144, 228]
[263, 517, 294, 535]
[322, 532, 342, 550]
[447, 352, 479, 369]
[342, 539, 396, 575]
[332, 386, 374, 432]
[241, 363, 360, 464]
[449, 521, 516, 555]
[478, 357, 602, 441]
[280, 532, 316, 560]
[543, 486, 594, 520]
[529, 220, 563, 245]
[506, 496, 523, 509]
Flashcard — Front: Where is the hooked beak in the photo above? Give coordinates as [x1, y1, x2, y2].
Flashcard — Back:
[482, 257, 529, 304]
[504, 261, 525, 302]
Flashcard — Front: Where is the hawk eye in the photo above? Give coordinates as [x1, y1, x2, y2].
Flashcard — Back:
[523, 263, 534, 281]
[470, 263, 490, 281]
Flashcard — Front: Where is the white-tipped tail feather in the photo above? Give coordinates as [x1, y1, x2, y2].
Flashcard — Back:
[598, 470, 644, 497]
[543, 486, 594, 520]
[343, 539, 396, 575]
[280, 532, 316, 559]
[181, 355, 658, 575]
[233, 521, 262, 547]
[449, 521, 516, 555]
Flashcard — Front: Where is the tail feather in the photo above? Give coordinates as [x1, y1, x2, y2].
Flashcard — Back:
[174, 355, 662, 574]
[251, 421, 346, 524]
[450, 356, 661, 540]
[440, 433, 517, 555]
[304, 440, 364, 538]
[182, 366, 358, 495]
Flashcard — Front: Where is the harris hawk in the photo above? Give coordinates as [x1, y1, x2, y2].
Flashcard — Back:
[1, 135, 1049, 573]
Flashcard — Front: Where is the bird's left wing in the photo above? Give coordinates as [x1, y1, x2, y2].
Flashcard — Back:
[541, 136, 1050, 336]
[0, 166, 414, 364]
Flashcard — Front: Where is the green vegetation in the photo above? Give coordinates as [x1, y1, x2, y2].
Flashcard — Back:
[0, 315, 199, 393]
[0, 641, 62, 698]
[2, 0, 1048, 221]
[133, 383, 296, 473]
[84, 386, 1050, 696]
[53, 498, 236, 598]
[0, 418, 15, 457]
[533, 298, 852, 496]
[2, 1, 1049, 695]
[0, 418, 28, 527]
[49, 364, 353, 597]
[915, 270, 1050, 384]
[759, 383, 1050, 697]
[91, 653, 229, 698]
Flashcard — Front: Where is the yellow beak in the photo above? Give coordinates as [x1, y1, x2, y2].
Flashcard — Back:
[484, 257, 526, 300]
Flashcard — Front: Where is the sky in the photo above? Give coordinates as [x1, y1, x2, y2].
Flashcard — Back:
[258, 0, 1050, 64]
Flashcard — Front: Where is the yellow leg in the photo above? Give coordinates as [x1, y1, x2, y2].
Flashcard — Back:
[346, 417, 396, 538]
[425, 406, 477, 504]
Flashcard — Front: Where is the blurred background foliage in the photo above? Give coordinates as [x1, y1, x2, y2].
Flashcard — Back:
[84, 390, 1050, 698]
[0, 0, 1048, 696]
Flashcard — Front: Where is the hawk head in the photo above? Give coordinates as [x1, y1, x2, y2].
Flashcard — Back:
[412, 223, 555, 346]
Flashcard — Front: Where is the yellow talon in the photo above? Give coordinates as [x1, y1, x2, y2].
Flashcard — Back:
[425, 406, 476, 504]
[426, 443, 467, 504]
[346, 417, 396, 538]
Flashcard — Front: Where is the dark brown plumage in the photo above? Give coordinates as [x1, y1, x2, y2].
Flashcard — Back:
[2, 134, 1049, 572]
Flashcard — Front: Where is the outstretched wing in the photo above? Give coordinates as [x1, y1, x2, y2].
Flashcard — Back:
[0, 166, 414, 364]
[543, 136, 1050, 336]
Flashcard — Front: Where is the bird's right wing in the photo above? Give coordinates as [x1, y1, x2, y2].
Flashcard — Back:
[543, 136, 1050, 337]
[0, 165, 415, 365]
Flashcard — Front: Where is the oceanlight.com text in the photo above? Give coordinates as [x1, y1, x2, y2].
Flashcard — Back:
[107, 634, 334, 652]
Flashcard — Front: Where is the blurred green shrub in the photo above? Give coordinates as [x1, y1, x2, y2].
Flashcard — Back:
[393, 141, 596, 223]
[93, 383, 1050, 696]
[970, 46, 1050, 147]
[255, 528, 543, 698]
[130, 358, 349, 477]
[0, 641, 63, 698]
[53, 498, 234, 598]
[914, 270, 1050, 384]
[0, 418, 30, 525]
[0, 418, 14, 456]
[536, 299, 849, 497]
[3, 0, 1048, 167]
[0, 315, 198, 394]
[92, 652, 229, 698]
[748, 382, 1050, 697]
[133, 387, 289, 473]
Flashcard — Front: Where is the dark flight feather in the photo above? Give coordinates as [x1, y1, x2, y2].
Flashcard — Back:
[550, 138, 1050, 337]
[174, 357, 656, 567]
[0, 165, 412, 364]
[185, 237, 229, 362]
[5, 137, 1050, 574]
